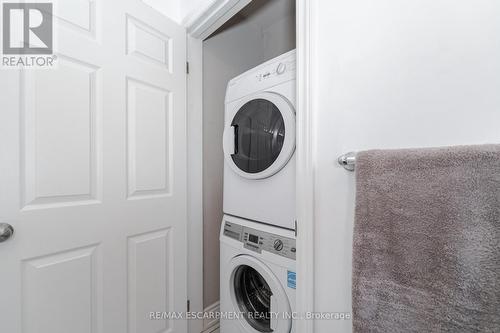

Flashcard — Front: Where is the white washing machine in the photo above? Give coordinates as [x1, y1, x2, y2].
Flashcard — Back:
[223, 50, 296, 230]
[220, 214, 296, 333]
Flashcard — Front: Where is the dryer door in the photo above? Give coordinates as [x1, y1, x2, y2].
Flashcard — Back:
[228, 255, 292, 333]
[223, 92, 295, 180]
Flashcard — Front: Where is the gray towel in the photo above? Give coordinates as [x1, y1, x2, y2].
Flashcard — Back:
[352, 144, 500, 333]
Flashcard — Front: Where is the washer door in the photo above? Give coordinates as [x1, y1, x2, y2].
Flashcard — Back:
[229, 255, 292, 333]
[223, 92, 295, 180]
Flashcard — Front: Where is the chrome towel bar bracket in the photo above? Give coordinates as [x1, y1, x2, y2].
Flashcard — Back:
[338, 152, 356, 171]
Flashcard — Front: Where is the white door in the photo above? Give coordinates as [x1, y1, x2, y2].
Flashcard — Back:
[0, 1, 187, 332]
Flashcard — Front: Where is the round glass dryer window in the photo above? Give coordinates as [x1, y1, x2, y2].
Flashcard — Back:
[231, 99, 285, 174]
[233, 265, 273, 332]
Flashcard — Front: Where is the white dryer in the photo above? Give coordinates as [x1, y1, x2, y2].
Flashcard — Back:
[220, 215, 296, 333]
[223, 50, 296, 230]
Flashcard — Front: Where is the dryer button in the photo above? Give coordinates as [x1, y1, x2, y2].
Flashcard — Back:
[276, 63, 286, 75]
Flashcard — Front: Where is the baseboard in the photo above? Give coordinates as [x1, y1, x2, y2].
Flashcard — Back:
[202, 301, 220, 332]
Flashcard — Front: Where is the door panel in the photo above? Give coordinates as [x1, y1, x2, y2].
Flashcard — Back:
[127, 228, 173, 333]
[56, 0, 96, 36]
[21, 56, 101, 209]
[0, 1, 187, 332]
[126, 15, 172, 70]
[22, 245, 101, 333]
[126, 77, 172, 199]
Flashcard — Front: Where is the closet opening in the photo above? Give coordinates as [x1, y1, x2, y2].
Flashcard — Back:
[200, 0, 296, 324]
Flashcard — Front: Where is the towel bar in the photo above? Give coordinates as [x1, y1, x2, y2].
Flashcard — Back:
[338, 152, 356, 171]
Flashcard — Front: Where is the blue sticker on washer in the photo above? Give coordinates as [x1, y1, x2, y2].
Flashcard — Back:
[287, 271, 296, 289]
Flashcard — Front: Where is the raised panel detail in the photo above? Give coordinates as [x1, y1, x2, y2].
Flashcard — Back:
[57, 0, 96, 37]
[127, 78, 171, 199]
[126, 15, 172, 70]
[21, 55, 101, 209]
[22, 245, 101, 333]
[128, 229, 173, 333]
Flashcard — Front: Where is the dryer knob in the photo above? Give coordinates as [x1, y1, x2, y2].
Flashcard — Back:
[276, 63, 286, 75]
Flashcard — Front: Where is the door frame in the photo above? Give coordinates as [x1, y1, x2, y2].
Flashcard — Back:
[186, 1, 314, 332]
[186, 35, 205, 333]
[294, 0, 315, 331]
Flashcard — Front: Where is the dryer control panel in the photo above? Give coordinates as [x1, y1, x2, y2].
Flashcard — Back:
[254, 58, 296, 82]
[223, 222, 296, 260]
[225, 50, 296, 103]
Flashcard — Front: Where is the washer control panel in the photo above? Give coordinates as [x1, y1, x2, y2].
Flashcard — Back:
[223, 222, 296, 260]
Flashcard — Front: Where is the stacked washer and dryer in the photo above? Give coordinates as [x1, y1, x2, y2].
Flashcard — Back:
[220, 50, 297, 333]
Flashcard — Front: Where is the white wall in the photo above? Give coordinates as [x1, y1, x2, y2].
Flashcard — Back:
[262, 14, 296, 60]
[311, 1, 500, 332]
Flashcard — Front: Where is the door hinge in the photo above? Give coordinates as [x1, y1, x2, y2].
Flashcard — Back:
[187, 299, 191, 312]
[186, 61, 190, 74]
[295, 220, 297, 237]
